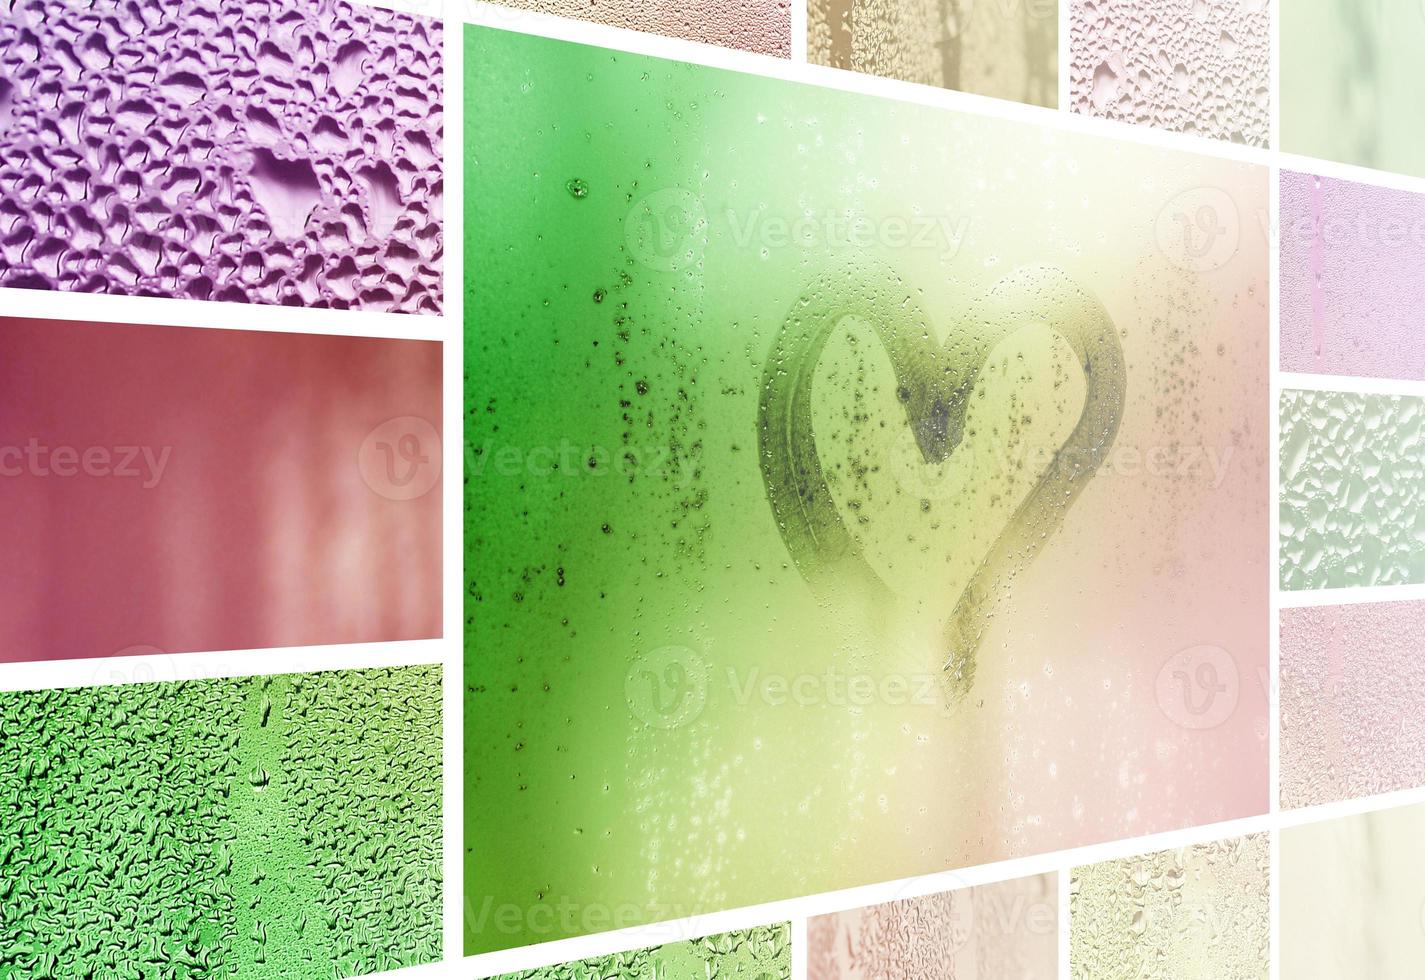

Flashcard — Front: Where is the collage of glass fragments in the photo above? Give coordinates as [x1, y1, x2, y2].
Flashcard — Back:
[2, 0, 1424, 976]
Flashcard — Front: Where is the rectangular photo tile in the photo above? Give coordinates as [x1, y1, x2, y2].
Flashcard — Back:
[466, 25, 1268, 954]
[1280, 389, 1425, 590]
[484, 924, 791, 979]
[1281, 600, 1425, 808]
[1281, 171, 1425, 381]
[1070, 0, 1269, 146]
[0, 315, 442, 662]
[808, 0, 1057, 107]
[1283, 0, 1425, 179]
[0, 0, 443, 313]
[1282, 802, 1425, 978]
[1071, 835, 1270, 979]
[484, 0, 791, 57]
[0, 664, 443, 978]
[808, 874, 1058, 979]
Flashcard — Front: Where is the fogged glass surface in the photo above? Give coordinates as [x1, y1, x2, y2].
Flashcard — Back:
[1071, 835, 1270, 979]
[465, 26, 1269, 953]
[808, 875, 1058, 979]
[0, 666, 443, 978]
[0, 0, 443, 312]
[1280, 390, 1425, 590]
[1070, 0, 1270, 146]
[489, 925, 791, 979]
[808, 0, 1057, 107]
[1282, 803, 1425, 979]
[1283, 0, 1425, 178]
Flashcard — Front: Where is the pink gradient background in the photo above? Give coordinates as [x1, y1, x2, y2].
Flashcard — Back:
[1281, 170, 1425, 380]
[1281, 600, 1425, 809]
[0, 316, 441, 662]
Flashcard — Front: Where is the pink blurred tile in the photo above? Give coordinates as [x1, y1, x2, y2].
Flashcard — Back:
[1281, 600, 1425, 808]
[1069, 0, 1269, 145]
[0, 315, 442, 663]
[1281, 171, 1425, 380]
[808, 874, 1058, 980]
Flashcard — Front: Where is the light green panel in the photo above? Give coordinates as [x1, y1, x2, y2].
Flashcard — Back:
[489, 925, 791, 980]
[1281, 389, 1425, 590]
[1282, 0, 1425, 177]
[0, 666, 443, 978]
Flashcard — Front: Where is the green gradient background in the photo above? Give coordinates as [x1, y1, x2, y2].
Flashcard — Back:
[490, 924, 790, 979]
[465, 26, 1268, 955]
[1283, 0, 1425, 178]
[0, 666, 442, 978]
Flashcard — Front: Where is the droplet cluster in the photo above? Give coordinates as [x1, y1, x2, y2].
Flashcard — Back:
[1280, 389, 1425, 590]
[1281, 600, 1425, 809]
[0, 665, 442, 978]
[808, 874, 1058, 979]
[491, 924, 791, 980]
[0, 0, 443, 312]
[490, 0, 791, 57]
[809, 0, 1057, 106]
[1070, 834, 1269, 979]
[1070, 0, 1269, 145]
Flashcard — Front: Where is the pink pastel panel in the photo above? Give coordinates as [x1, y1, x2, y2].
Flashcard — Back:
[1281, 170, 1425, 380]
[1281, 600, 1425, 808]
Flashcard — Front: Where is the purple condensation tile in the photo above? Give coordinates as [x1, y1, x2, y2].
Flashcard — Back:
[0, 0, 443, 313]
[1281, 170, 1425, 380]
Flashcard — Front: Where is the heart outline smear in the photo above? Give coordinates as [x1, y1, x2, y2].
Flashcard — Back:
[758, 261, 1127, 704]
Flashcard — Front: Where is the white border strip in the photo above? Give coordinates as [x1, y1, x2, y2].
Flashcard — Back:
[1279, 582, 1425, 610]
[1283, 372, 1425, 398]
[443, 4, 469, 963]
[0, 638, 445, 693]
[0, 286, 446, 341]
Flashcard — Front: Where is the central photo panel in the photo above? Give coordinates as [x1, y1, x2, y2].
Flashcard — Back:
[464, 25, 1270, 955]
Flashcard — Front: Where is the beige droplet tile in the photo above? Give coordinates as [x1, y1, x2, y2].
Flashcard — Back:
[808, 0, 1058, 107]
[1070, 834, 1269, 979]
[808, 874, 1058, 979]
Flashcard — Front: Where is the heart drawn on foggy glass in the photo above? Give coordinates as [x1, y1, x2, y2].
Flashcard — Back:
[758, 262, 1126, 703]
